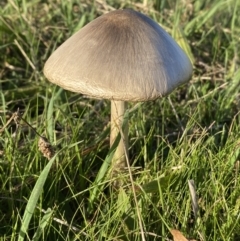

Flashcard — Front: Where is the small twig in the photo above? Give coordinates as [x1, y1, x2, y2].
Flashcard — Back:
[20, 116, 43, 137]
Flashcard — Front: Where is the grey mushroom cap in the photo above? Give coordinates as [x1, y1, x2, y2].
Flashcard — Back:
[44, 9, 193, 101]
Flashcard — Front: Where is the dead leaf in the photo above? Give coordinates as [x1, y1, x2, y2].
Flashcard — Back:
[170, 230, 189, 241]
[170, 229, 197, 241]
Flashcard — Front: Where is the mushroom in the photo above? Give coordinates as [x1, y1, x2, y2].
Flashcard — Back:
[43, 9, 192, 174]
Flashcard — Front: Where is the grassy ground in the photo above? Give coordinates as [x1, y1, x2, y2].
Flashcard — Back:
[0, 0, 240, 240]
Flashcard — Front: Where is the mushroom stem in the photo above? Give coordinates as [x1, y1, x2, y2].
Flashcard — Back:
[110, 100, 129, 171]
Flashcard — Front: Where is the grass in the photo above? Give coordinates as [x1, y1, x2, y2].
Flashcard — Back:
[0, 0, 240, 240]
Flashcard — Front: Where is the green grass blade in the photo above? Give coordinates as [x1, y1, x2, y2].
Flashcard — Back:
[184, 1, 227, 35]
[89, 111, 129, 208]
[141, 169, 181, 193]
[47, 87, 63, 143]
[32, 208, 53, 241]
[18, 155, 56, 241]
[88, 132, 121, 208]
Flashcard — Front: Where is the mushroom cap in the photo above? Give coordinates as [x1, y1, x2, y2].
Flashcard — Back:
[44, 9, 192, 101]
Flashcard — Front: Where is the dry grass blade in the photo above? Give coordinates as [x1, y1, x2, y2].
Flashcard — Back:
[14, 39, 36, 70]
[0, 109, 21, 134]
[188, 179, 199, 219]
